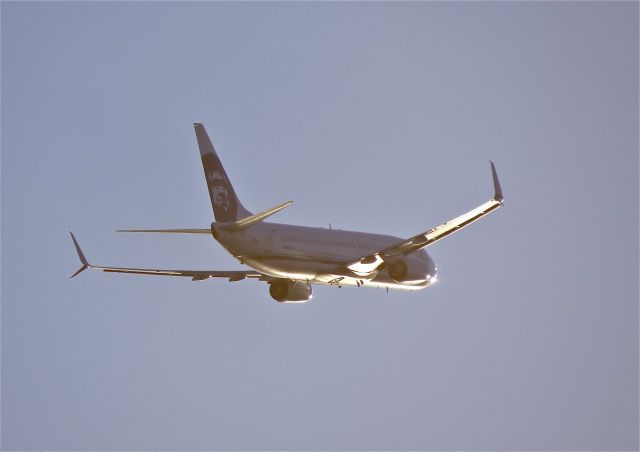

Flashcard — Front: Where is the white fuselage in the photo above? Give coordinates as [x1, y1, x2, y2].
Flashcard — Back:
[212, 222, 438, 290]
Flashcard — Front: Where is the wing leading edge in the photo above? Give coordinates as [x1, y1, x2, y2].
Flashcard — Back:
[347, 161, 504, 275]
[69, 232, 266, 282]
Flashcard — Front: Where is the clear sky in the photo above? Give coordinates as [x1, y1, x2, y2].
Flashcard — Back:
[2, 1, 638, 450]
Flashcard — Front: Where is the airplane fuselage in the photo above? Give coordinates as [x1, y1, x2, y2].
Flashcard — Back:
[212, 222, 438, 290]
[70, 123, 502, 303]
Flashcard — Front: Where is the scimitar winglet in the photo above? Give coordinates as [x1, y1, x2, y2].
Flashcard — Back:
[69, 231, 90, 278]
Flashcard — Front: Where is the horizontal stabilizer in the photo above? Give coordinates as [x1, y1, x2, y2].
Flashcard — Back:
[118, 228, 211, 234]
[217, 200, 293, 232]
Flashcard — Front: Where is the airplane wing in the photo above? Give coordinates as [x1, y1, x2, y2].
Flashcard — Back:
[69, 232, 267, 282]
[347, 161, 504, 275]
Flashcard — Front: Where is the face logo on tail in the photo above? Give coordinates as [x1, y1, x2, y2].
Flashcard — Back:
[195, 124, 247, 223]
[202, 157, 237, 222]
[208, 170, 230, 212]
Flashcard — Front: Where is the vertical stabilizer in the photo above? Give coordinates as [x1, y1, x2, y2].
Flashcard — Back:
[194, 123, 251, 222]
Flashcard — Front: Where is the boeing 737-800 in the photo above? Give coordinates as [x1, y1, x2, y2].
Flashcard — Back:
[70, 123, 504, 303]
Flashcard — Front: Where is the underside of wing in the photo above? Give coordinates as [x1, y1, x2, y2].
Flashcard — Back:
[69, 232, 268, 282]
[96, 266, 266, 281]
[347, 161, 504, 275]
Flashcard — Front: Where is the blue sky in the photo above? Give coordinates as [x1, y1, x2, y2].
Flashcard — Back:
[2, 2, 638, 449]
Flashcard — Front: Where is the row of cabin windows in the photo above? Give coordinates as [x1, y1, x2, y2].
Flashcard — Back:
[281, 236, 370, 250]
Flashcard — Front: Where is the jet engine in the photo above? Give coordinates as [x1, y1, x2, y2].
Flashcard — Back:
[268, 280, 312, 303]
[387, 259, 429, 285]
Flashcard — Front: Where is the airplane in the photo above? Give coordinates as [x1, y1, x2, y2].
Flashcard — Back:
[70, 123, 504, 303]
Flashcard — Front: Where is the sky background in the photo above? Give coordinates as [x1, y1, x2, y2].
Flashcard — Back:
[1, 1, 638, 450]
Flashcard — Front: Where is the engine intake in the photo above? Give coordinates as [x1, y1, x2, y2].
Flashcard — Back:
[269, 280, 312, 303]
[387, 259, 429, 285]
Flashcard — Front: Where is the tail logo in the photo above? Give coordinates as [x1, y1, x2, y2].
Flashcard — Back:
[202, 157, 237, 222]
[195, 124, 245, 223]
[208, 170, 231, 213]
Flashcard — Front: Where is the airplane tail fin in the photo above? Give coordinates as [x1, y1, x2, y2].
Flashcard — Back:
[193, 123, 252, 222]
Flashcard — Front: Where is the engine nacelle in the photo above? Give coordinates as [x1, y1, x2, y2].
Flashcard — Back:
[269, 280, 312, 303]
[387, 259, 429, 285]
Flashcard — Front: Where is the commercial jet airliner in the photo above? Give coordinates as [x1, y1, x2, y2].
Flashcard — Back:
[70, 123, 504, 303]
